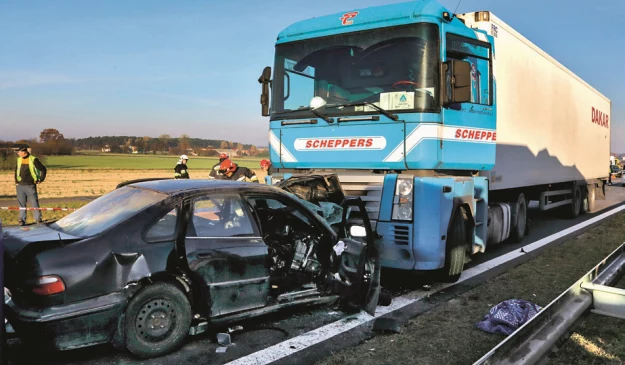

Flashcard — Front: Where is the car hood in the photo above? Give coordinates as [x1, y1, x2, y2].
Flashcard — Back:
[2, 224, 82, 259]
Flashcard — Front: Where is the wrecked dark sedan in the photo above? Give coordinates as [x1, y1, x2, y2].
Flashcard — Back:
[3, 179, 381, 358]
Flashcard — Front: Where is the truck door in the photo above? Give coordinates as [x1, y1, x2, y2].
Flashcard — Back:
[183, 194, 270, 317]
[440, 33, 496, 171]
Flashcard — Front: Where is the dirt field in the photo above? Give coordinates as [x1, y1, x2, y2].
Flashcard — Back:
[0, 168, 267, 199]
[316, 213, 625, 365]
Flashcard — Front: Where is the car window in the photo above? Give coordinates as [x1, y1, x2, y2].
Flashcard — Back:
[49, 186, 167, 237]
[188, 195, 255, 237]
[145, 207, 178, 240]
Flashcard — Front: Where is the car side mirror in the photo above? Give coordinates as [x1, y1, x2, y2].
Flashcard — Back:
[258, 66, 272, 117]
[441, 60, 471, 105]
[349, 225, 368, 238]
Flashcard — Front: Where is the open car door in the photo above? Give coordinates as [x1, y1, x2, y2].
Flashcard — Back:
[335, 197, 381, 316]
[276, 174, 382, 315]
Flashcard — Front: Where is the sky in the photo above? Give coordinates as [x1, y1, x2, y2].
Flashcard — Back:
[1, 0, 624, 149]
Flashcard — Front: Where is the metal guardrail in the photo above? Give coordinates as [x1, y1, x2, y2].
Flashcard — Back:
[473, 243, 625, 365]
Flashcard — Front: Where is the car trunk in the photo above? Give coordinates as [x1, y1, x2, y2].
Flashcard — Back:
[2, 225, 81, 306]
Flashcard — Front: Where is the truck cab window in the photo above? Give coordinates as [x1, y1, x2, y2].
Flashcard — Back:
[446, 34, 492, 106]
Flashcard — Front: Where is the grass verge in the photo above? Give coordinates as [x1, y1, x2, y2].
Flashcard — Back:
[0, 201, 90, 226]
[316, 212, 625, 365]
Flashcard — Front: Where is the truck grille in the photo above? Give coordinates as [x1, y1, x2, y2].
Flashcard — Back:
[389, 224, 411, 245]
[336, 173, 384, 227]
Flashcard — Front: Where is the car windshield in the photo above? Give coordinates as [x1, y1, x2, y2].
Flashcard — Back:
[271, 23, 439, 118]
[49, 186, 167, 237]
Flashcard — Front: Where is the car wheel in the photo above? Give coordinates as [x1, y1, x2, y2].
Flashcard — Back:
[125, 283, 192, 359]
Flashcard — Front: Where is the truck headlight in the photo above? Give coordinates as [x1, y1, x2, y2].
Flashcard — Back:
[392, 177, 414, 221]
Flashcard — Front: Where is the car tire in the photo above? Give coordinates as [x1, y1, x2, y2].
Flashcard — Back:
[439, 208, 467, 283]
[125, 283, 192, 359]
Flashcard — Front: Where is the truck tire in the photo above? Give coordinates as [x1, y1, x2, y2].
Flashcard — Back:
[510, 193, 527, 243]
[440, 208, 468, 283]
[581, 186, 596, 215]
[567, 185, 582, 219]
[125, 283, 192, 359]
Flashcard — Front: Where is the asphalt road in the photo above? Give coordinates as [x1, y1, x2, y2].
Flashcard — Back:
[5, 185, 625, 365]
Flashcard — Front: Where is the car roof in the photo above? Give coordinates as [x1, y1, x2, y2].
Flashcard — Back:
[128, 179, 277, 195]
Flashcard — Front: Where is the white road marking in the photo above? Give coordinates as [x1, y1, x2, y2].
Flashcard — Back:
[225, 204, 625, 365]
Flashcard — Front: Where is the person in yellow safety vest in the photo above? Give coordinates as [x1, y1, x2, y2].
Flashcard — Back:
[14, 144, 47, 226]
[209, 153, 229, 180]
[219, 160, 259, 183]
[174, 155, 190, 179]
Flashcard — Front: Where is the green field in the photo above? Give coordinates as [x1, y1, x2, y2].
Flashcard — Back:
[42, 153, 264, 170]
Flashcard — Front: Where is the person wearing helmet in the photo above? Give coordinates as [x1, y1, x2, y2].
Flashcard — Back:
[209, 153, 229, 180]
[219, 159, 259, 183]
[174, 155, 190, 179]
[260, 159, 276, 184]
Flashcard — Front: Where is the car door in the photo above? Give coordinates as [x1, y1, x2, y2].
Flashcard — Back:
[183, 193, 270, 317]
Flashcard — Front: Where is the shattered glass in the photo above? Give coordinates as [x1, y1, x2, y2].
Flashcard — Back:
[296, 197, 349, 226]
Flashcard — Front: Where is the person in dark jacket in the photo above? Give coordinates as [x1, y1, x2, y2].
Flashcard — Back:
[209, 153, 229, 180]
[174, 155, 190, 179]
[219, 159, 259, 183]
[14, 145, 47, 226]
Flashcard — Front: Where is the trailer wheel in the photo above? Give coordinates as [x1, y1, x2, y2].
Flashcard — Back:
[567, 185, 582, 219]
[510, 193, 527, 243]
[581, 186, 595, 215]
[439, 208, 468, 283]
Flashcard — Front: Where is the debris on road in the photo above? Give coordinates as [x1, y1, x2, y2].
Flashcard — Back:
[476, 299, 542, 335]
[216, 347, 228, 353]
[217, 333, 232, 346]
[228, 325, 244, 334]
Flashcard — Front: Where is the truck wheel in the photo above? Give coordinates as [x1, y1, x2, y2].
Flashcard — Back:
[510, 193, 527, 243]
[581, 186, 595, 215]
[567, 185, 582, 219]
[125, 283, 192, 359]
[440, 208, 468, 283]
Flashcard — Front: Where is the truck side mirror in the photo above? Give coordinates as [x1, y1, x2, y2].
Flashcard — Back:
[441, 60, 471, 105]
[258, 66, 272, 117]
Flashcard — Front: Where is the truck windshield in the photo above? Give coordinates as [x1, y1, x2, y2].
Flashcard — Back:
[272, 23, 439, 119]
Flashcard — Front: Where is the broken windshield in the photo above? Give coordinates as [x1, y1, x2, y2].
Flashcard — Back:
[271, 23, 440, 119]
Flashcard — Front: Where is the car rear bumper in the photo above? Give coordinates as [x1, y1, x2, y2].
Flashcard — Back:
[4, 292, 125, 350]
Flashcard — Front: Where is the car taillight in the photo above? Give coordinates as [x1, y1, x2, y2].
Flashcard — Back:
[30, 275, 65, 296]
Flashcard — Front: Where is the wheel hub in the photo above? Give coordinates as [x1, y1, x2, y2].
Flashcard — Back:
[135, 299, 177, 341]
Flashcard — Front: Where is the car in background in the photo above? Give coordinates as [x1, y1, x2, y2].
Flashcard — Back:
[3, 179, 381, 359]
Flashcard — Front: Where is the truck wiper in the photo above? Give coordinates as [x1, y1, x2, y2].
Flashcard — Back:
[328, 102, 398, 121]
[296, 106, 334, 124]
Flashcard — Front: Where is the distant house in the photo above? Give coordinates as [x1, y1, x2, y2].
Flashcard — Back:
[101, 145, 111, 153]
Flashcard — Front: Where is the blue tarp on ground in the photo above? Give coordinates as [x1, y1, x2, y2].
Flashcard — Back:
[476, 299, 542, 335]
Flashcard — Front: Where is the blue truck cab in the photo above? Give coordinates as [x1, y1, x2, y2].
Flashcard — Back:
[258, 0, 504, 282]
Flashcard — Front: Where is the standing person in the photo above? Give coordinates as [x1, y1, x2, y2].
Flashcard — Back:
[174, 155, 190, 179]
[14, 145, 47, 226]
[260, 159, 276, 184]
[219, 160, 259, 183]
[209, 153, 229, 180]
